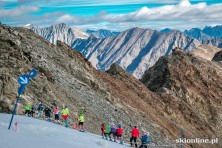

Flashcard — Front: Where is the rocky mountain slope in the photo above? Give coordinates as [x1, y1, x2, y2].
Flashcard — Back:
[73, 27, 201, 78]
[141, 47, 222, 148]
[191, 44, 221, 61]
[1, 24, 222, 147]
[86, 29, 119, 38]
[31, 23, 89, 45]
[0, 24, 176, 146]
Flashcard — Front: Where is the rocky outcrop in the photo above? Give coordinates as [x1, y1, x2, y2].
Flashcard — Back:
[212, 50, 222, 62]
[141, 47, 222, 148]
[191, 44, 221, 61]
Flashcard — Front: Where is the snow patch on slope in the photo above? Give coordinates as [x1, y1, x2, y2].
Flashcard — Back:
[0, 114, 127, 148]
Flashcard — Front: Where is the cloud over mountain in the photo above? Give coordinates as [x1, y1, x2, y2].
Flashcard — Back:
[57, 0, 222, 26]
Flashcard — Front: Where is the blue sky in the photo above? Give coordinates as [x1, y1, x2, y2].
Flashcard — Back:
[0, 0, 222, 31]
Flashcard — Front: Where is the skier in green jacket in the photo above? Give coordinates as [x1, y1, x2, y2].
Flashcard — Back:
[105, 124, 111, 140]
[24, 102, 32, 116]
[78, 111, 85, 132]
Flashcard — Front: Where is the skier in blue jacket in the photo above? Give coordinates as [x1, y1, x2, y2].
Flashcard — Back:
[139, 131, 150, 148]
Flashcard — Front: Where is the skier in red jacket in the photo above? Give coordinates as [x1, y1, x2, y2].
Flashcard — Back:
[116, 123, 124, 144]
[101, 123, 106, 139]
[130, 126, 140, 148]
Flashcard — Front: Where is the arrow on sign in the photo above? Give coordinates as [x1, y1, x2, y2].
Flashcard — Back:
[18, 74, 30, 85]
[20, 77, 28, 84]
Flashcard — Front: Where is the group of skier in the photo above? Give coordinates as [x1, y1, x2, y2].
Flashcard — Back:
[23, 101, 150, 147]
[23, 101, 85, 131]
[101, 123, 150, 148]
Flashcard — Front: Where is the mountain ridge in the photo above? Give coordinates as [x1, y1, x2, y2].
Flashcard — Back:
[73, 27, 201, 78]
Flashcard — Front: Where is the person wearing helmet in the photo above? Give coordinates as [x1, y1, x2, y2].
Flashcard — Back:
[130, 126, 140, 148]
[116, 123, 124, 144]
[139, 131, 150, 148]
[61, 105, 69, 127]
[78, 111, 85, 131]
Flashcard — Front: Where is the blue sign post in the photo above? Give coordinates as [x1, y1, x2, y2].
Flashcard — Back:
[8, 69, 38, 130]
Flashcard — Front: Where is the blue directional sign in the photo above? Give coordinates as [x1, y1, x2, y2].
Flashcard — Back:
[9, 68, 38, 130]
[18, 85, 26, 95]
[29, 69, 38, 78]
[18, 74, 30, 85]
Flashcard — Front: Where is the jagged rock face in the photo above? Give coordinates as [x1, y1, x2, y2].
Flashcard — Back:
[73, 27, 201, 78]
[191, 44, 221, 61]
[31, 23, 89, 45]
[0, 24, 181, 146]
[141, 48, 222, 148]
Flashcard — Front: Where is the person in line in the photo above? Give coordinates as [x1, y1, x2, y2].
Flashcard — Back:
[101, 123, 106, 139]
[61, 105, 69, 127]
[116, 123, 123, 144]
[53, 106, 60, 123]
[109, 122, 116, 141]
[139, 131, 150, 148]
[78, 111, 85, 131]
[130, 126, 140, 148]
[37, 101, 44, 119]
[44, 105, 51, 121]
[24, 102, 32, 117]
[30, 104, 36, 117]
[105, 124, 111, 140]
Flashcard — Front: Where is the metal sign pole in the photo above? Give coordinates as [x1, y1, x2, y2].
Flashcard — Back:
[8, 95, 20, 129]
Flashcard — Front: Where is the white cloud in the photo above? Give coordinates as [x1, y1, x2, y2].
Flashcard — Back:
[56, 0, 222, 26]
[0, 6, 40, 18]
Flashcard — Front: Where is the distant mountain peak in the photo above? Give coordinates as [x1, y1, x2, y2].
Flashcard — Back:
[73, 27, 201, 78]
[30, 23, 89, 45]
